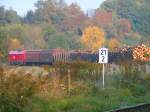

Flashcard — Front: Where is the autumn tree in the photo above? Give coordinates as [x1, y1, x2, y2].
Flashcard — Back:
[23, 25, 47, 49]
[92, 10, 116, 39]
[62, 3, 87, 31]
[81, 26, 105, 51]
[8, 38, 22, 50]
[93, 10, 113, 29]
[108, 38, 120, 50]
[116, 18, 132, 38]
[101, 0, 150, 36]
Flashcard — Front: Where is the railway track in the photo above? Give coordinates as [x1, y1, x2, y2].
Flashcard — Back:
[108, 103, 150, 112]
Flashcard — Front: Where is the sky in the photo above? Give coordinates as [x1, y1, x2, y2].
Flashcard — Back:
[0, 0, 105, 16]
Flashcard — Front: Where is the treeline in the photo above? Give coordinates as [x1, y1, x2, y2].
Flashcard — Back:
[0, 0, 150, 61]
[101, 0, 150, 37]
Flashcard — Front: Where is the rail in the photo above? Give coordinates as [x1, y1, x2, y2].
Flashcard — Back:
[107, 103, 150, 112]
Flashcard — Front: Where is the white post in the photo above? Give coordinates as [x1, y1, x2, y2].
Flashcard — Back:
[68, 66, 71, 94]
[99, 47, 108, 89]
[102, 63, 105, 89]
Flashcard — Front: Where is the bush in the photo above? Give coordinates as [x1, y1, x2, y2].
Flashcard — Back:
[0, 66, 43, 112]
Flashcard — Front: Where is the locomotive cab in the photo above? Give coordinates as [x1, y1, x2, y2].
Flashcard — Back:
[8, 50, 26, 65]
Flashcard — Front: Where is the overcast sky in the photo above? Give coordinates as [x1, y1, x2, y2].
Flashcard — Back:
[0, 0, 106, 16]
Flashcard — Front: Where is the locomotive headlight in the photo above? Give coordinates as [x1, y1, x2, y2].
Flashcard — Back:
[13, 56, 16, 60]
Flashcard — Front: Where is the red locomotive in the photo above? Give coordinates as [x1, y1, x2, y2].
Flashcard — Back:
[9, 50, 26, 65]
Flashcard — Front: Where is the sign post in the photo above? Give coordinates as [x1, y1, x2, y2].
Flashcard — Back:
[99, 47, 108, 89]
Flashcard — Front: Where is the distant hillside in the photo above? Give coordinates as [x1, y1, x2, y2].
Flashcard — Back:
[101, 0, 150, 37]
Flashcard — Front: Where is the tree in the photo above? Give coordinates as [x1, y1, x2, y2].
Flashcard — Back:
[93, 10, 114, 38]
[34, 0, 44, 9]
[62, 3, 87, 31]
[33, 0, 66, 24]
[101, 0, 150, 36]
[8, 38, 22, 50]
[0, 26, 7, 59]
[115, 18, 132, 38]
[108, 38, 120, 50]
[47, 33, 70, 49]
[81, 26, 105, 51]
[24, 10, 35, 24]
[93, 10, 113, 29]
[34, 0, 55, 23]
[0, 6, 6, 24]
[23, 24, 47, 49]
[5, 9, 20, 23]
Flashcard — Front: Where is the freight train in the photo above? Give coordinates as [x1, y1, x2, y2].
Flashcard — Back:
[8, 47, 137, 65]
[9, 44, 150, 65]
[8, 49, 100, 65]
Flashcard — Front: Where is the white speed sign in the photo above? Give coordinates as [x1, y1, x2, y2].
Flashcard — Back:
[99, 48, 108, 64]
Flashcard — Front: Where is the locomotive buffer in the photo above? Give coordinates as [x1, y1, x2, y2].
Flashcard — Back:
[99, 47, 108, 89]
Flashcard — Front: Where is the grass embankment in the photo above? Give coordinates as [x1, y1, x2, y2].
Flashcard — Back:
[25, 89, 150, 112]
[1, 62, 150, 112]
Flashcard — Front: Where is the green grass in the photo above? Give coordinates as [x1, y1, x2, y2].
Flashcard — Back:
[25, 87, 150, 112]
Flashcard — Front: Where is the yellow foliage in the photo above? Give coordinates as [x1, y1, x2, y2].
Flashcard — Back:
[108, 38, 120, 50]
[8, 38, 22, 50]
[24, 25, 47, 49]
[81, 26, 105, 51]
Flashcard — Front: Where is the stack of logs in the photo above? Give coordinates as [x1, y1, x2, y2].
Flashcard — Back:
[132, 44, 150, 62]
[108, 44, 150, 63]
[53, 44, 150, 63]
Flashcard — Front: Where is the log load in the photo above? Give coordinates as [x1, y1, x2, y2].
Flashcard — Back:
[132, 44, 150, 62]
[68, 44, 150, 63]
[109, 44, 150, 63]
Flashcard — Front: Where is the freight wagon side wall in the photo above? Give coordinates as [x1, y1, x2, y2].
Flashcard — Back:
[108, 48, 134, 63]
[25, 51, 40, 65]
[39, 51, 53, 65]
[25, 50, 54, 65]
[69, 52, 98, 63]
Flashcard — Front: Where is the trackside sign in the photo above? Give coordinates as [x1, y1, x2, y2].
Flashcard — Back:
[99, 48, 108, 64]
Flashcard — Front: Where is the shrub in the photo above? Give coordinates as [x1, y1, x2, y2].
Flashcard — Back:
[0, 66, 43, 112]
